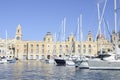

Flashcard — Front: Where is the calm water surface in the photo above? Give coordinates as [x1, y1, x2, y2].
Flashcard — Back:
[0, 61, 120, 80]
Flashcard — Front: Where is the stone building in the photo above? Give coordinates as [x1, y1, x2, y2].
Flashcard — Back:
[0, 24, 118, 60]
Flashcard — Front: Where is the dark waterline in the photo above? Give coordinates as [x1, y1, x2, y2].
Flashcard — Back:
[0, 61, 120, 80]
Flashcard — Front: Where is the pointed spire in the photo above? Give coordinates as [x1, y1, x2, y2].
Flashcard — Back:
[17, 24, 21, 29]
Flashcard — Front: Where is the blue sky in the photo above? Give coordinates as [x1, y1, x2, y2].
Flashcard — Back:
[0, 0, 119, 41]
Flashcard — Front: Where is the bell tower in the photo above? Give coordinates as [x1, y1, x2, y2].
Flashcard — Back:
[87, 31, 93, 41]
[15, 24, 22, 40]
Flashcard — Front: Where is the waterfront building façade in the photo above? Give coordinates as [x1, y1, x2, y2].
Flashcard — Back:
[0, 24, 119, 60]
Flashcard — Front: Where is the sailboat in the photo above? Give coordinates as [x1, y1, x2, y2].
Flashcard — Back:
[66, 34, 75, 66]
[88, 0, 120, 70]
[54, 17, 66, 66]
[74, 15, 89, 69]
[5, 30, 16, 63]
[54, 17, 76, 66]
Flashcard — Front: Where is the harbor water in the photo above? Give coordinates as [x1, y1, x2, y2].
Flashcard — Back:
[0, 61, 120, 80]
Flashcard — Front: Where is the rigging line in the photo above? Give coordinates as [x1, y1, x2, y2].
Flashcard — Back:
[104, 18, 115, 48]
[74, 17, 79, 41]
[103, 18, 111, 38]
[95, 0, 108, 40]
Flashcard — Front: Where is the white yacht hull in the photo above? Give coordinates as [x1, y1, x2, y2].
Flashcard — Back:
[79, 61, 89, 69]
[49, 59, 55, 64]
[88, 59, 120, 70]
[66, 60, 75, 66]
[0, 59, 7, 64]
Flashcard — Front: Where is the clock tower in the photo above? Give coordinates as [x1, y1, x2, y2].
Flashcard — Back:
[15, 24, 22, 40]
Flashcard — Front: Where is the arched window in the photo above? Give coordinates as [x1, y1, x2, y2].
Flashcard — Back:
[66, 45, 68, 48]
[88, 45, 91, 48]
[18, 30, 19, 33]
[60, 45, 62, 48]
[42, 44, 44, 48]
[36, 44, 39, 53]
[24, 45, 26, 48]
[31, 44, 33, 48]
[83, 45, 86, 48]
[78, 45, 80, 48]
[89, 38, 91, 41]
[48, 38, 50, 42]
[36, 44, 39, 48]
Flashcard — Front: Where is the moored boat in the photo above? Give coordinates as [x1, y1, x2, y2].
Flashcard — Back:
[88, 0, 120, 70]
[54, 58, 66, 66]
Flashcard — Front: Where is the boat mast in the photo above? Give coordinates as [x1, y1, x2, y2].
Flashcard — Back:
[5, 30, 7, 58]
[114, 0, 117, 54]
[96, 0, 107, 40]
[80, 14, 83, 57]
[114, 0, 117, 34]
[96, 0, 107, 55]
[63, 17, 66, 42]
[53, 33, 56, 57]
[63, 17, 66, 56]
[77, 17, 80, 41]
[97, 3, 102, 55]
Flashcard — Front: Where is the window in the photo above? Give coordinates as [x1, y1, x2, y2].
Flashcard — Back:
[42, 49, 44, 53]
[31, 44, 33, 48]
[119, 45, 120, 48]
[31, 49, 33, 53]
[36, 55, 39, 60]
[48, 45, 50, 47]
[10, 52, 12, 54]
[30, 55, 33, 59]
[60, 45, 62, 48]
[89, 49, 91, 53]
[17, 49, 19, 53]
[88, 45, 91, 48]
[83, 49, 86, 53]
[83, 45, 86, 48]
[59, 49, 62, 53]
[42, 44, 44, 48]
[24, 45, 26, 48]
[36, 49, 39, 54]
[89, 38, 91, 41]
[23, 55, 27, 60]
[48, 38, 50, 42]
[36, 44, 39, 54]
[66, 45, 68, 48]
[78, 45, 80, 48]
[48, 50, 50, 53]
[24, 49, 27, 53]
[66, 49, 68, 53]
[36, 44, 39, 48]
[78, 49, 80, 53]
[72, 38, 74, 41]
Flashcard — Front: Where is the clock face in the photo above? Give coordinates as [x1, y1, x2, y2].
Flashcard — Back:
[16, 36, 20, 40]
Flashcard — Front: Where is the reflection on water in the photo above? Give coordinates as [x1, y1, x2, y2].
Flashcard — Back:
[0, 61, 120, 80]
